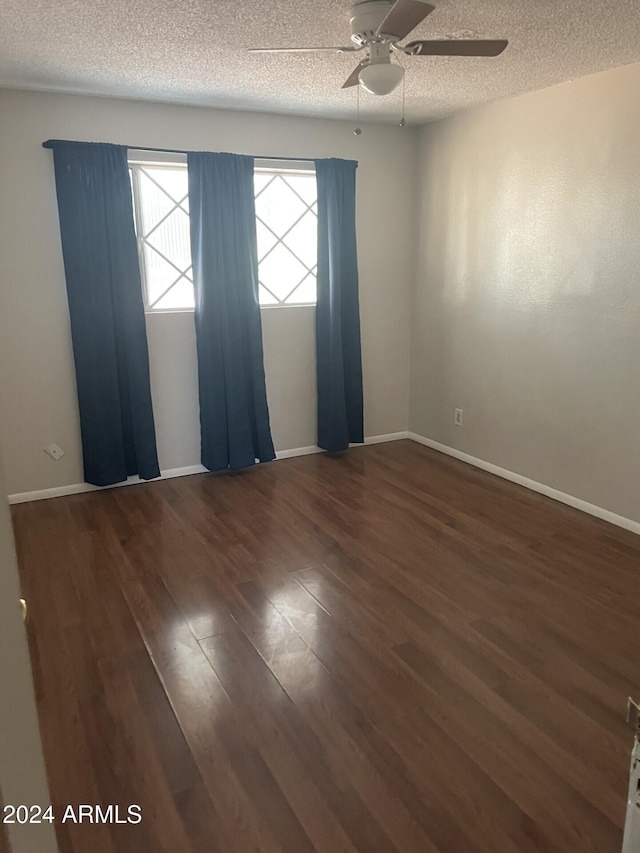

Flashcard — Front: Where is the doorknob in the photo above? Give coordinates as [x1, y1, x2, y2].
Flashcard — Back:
[19, 597, 27, 621]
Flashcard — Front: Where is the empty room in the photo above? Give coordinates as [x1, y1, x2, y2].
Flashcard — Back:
[1, 0, 639, 851]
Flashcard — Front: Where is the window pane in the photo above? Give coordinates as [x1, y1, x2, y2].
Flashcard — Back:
[132, 163, 194, 311]
[138, 170, 174, 235]
[256, 219, 278, 261]
[284, 210, 317, 269]
[286, 273, 317, 305]
[258, 284, 278, 305]
[254, 173, 275, 195]
[145, 167, 188, 204]
[153, 278, 195, 310]
[132, 161, 317, 311]
[146, 208, 192, 272]
[255, 176, 306, 238]
[143, 246, 181, 305]
[259, 242, 308, 302]
[255, 170, 317, 307]
[283, 174, 317, 206]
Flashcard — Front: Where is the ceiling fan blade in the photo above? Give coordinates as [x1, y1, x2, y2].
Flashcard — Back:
[342, 61, 367, 88]
[249, 46, 357, 54]
[376, 0, 435, 41]
[406, 39, 508, 56]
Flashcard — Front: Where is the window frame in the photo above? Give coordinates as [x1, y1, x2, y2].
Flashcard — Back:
[253, 159, 318, 310]
[129, 151, 194, 315]
[128, 151, 317, 314]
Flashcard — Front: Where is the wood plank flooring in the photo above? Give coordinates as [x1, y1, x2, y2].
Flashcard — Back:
[12, 440, 640, 852]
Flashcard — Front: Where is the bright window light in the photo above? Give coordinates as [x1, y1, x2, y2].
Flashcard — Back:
[129, 158, 317, 311]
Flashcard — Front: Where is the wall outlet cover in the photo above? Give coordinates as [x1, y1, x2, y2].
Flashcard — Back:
[454, 408, 463, 427]
[44, 443, 65, 461]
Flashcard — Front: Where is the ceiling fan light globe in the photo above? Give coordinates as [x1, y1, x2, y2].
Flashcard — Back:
[358, 62, 404, 95]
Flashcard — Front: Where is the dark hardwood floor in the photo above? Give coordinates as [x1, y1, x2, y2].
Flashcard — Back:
[12, 440, 640, 852]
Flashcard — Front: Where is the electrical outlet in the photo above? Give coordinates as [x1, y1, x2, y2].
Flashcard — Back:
[454, 408, 463, 427]
[44, 443, 65, 461]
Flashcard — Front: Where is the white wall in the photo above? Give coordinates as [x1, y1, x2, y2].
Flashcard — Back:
[0, 451, 57, 852]
[411, 61, 640, 525]
[0, 89, 416, 494]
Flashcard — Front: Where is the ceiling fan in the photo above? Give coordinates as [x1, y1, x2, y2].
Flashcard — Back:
[249, 0, 508, 97]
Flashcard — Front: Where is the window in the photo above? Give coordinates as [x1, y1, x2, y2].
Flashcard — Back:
[130, 161, 194, 311]
[254, 168, 317, 306]
[129, 155, 317, 311]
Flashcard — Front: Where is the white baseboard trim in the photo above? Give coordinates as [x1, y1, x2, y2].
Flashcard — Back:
[7, 432, 410, 505]
[407, 432, 640, 536]
[275, 432, 410, 460]
[275, 445, 322, 460]
[7, 464, 208, 505]
[364, 431, 409, 445]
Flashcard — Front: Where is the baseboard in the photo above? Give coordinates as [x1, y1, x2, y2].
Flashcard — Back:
[407, 432, 640, 536]
[364, 431, 409, 445]
[7, 432, 409, 504]
[274, 445, 322, 460]
[7, 464, 209, 505]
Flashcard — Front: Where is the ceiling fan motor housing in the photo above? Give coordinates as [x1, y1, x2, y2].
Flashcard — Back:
[349, 1, 394, 45]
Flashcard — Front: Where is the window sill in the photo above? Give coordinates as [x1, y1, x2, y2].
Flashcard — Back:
[260, 303, 317, 310]
[144, 308, 195, 315]
[145, 304, 317, 315]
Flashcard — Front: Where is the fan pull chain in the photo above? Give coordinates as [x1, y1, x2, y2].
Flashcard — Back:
[400, 63, 406, 127]
[354, 83, 362, 136]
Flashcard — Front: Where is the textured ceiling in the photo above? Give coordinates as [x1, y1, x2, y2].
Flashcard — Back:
[1, 0, 640, 124]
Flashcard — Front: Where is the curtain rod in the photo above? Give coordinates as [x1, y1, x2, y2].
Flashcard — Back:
[41, 139, 315, 163]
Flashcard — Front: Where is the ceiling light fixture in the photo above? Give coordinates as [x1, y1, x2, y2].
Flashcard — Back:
[358, 61, 404, 96]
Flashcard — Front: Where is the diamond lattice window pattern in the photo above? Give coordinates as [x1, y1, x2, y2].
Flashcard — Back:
[254, 172, 317, 306]
[131, 165, 194, 311]
[130, 162, 317, 310]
